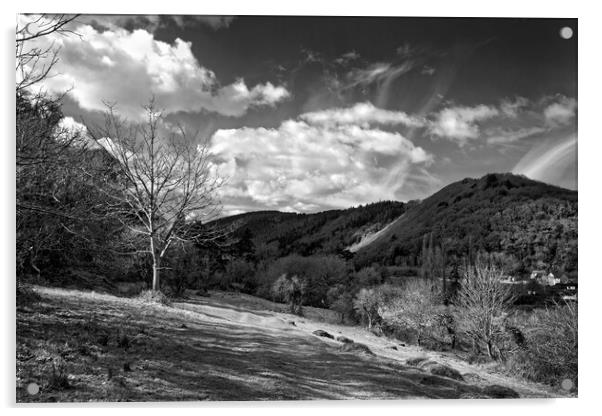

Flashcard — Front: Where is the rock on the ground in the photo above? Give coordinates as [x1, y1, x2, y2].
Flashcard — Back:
[335, 335, 353, 343]
[482, 384, 520, 399]
[409, 359, 464, 381]
[339, 342, 374, 355]
[424, 363, 464, 381]
[312, 329, 334, 339]
[405, 357, 429, 366]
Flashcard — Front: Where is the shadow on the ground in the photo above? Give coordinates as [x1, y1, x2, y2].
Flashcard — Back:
[17, 289, 490, 402]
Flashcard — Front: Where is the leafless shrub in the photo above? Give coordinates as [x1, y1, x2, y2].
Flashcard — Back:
[454, 263, 515, 360]
[379, 279, 442, 346]
[353, 287, 383, 329]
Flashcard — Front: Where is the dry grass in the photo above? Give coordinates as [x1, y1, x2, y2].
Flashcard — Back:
[16, 286, 569, 402]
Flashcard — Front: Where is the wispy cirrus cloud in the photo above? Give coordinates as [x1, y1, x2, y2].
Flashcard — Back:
[299, 101, 425, 128]
[485, 126, 546, 145]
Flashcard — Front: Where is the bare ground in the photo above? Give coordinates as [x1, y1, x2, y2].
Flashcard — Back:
[16, 286, 570, 402]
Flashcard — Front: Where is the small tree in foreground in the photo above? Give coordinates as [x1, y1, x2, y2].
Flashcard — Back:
[90, 100, 224, 291]
[272, 274, 307, 315]
[454, 263, 515, 360]
[353, 288, 382, 329]
[379, 279, 442, 346]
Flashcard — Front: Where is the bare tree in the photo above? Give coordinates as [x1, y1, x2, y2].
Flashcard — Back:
[454, 263, 515, 359]
[353, 287, 383, 329]
[16, 14, 79, 93]
[89, 101, 225, 291]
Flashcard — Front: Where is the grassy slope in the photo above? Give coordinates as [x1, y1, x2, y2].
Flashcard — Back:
[16, 286, 570, 402]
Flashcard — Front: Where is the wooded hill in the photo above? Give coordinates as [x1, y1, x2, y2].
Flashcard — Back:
[214, 173, 578, 278]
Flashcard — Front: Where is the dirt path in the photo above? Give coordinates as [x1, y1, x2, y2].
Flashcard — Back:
[16, 287, 567, 402]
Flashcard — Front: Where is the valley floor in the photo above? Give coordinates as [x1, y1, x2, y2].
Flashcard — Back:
[16, 286, 570, 402]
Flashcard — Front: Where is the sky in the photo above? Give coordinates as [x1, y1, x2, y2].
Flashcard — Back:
[19, 14, 578, 216]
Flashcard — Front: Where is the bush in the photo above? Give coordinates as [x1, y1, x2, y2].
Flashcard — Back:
[272, 274, 307, 315]
[353, 266, 382, 287]
[506, 302, 577, 386]
[327, 285, 357, 323]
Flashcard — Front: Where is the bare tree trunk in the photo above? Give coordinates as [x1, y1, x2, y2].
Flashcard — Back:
[150, 236, 160, 291]
[486, 340, 494, 359]
[152, 260, 160, 291]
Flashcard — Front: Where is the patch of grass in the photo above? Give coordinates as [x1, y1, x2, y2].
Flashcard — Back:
[47, 361, 70, 391]
[117, 331, 130, 350]
[16, 283, 41, 306]
[137, 289, 171, 306]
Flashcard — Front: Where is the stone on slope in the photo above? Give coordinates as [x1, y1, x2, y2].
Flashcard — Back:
[312, 329, 334, 339]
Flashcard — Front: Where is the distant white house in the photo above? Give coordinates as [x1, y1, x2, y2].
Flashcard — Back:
[530, 270, 561, 286]
[543, 272, 561, 286]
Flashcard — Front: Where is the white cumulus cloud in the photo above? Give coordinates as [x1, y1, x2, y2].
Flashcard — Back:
[429, 104, 499, 145]
[544, 96, 577, 127]
[209, 105, 432, 213]
[21, 17, 289, 120]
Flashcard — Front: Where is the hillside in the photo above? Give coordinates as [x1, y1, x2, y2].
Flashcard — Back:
[213, 201, 407, 258]
[17, 286, 569, 402]
[213, 173, 577, 277]
[353, 173, 577, 275]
